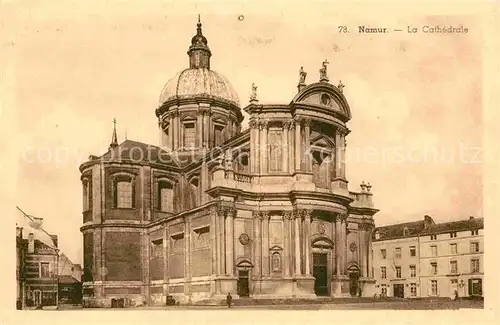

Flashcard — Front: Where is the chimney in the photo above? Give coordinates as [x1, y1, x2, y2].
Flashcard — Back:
[469, 216, 474, 220]
[28, 233, 35, 253]
[16, 226, 23, 238]
[424, 215, 434, 229]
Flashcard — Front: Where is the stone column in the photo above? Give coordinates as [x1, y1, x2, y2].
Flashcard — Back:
[255, 121, 261, 175]
[282, 212, 292, 277]
[294, 118, 302, 172]
[359, 224, 366, 278]
[340, 214, 348, 275]
[219, 208, 226, 276]
[335, 128, 342, 178]
[303, 210, 312, 276]
[367, 225, 373, 278]
[341, 132, 347, 178]
[294, 210, 302, 276]
[288, 122, 295, 173]
[335, 215, 341, 277]
[303, 119, 311, 173]
[259, 121, 268, 174]
[197, 108, 203, 148]
[163, 225, 169, 294]
[225, 208, 235, 275]
[261, 212, 270, 276]
[282, 122, 289, 173]
[253, 211, 262, 277]
[184, 217, 191, 299]
[249, 120, 257, 174]
[174, 110, 180, 149]
[215, 205, 225, 275]
[203, 109, 210, 148]
[211, 206, 218, 275]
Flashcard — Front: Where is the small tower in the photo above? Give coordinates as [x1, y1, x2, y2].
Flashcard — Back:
[187, 15, 212, 69]
[109, 118, 118, 150]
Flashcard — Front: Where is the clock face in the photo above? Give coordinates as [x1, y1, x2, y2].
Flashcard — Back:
[321, 93, 331, 106]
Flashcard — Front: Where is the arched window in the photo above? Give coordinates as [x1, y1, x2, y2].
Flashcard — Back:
[158, 180, 174, 212]
[374, 231, 380, 240]
[271, 252, 282, 272]
[403, 227, 409, 236]
[235, 152, 250, 174]
[312, 151, 330, 189]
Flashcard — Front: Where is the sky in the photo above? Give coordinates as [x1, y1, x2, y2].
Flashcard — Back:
[2, 1, 484, 264]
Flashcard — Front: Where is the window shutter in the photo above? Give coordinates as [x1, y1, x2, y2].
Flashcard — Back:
[478, 279, 482, 295]
[468, 279, 472, 296]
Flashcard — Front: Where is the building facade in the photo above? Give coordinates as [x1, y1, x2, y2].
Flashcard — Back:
[16, 222, 59, 308]
[79, 20, 379, 307]
[372, 216, 484, 299]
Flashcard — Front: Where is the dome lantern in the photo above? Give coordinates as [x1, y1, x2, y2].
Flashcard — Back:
[187, 15, 212, 69]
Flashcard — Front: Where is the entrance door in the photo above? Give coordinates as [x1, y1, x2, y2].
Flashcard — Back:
[450, 279, 458, 298]
[393, 284, 405, 298]
[34, 290, 41, 307]
[237, 270, 249, 297]
[349, 272, 359, 296]
[313, 253, 328, 296]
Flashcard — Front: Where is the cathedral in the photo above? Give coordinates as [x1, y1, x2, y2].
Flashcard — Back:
[79, 18, 379, 307]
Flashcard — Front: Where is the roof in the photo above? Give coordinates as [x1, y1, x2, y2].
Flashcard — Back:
[419, 217, 484, 235]
[159, 68, 240, 106]
[374, 216, 483, 241]
[99, 140, 182, 167]
[374, 220, 427, 241]
[58, 275, 80, 284]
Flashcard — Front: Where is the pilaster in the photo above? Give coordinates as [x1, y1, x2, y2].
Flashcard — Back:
[282, 122, 290, 173]
[294, 117, 302, 172]
[253, 211, 262, 277]
[303, 119, 311, 173]
[302, 209, 312, 276]
[293, 210, 301, 276]
[282, 211, 292, 277]
[261, 212, 270, 276]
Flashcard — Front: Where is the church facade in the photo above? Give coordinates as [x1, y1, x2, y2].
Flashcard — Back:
[79, 19, 379, 307]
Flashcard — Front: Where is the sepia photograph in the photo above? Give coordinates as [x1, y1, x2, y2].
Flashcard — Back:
[2, 0, 499, 323]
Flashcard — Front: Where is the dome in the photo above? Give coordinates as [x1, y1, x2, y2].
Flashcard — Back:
[159, 68, 240, 106]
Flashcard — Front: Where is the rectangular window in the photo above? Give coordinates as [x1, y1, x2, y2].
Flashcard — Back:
[40, 262, 50, 278]
[471, 230, 479, 236]
[381, 267, 386, 279]
[471, 259, 480, 273]
[450, 243, 457, 254]
[409, 246, 416, 257]
[268, 127, 283, 173]
[431, 262, 438, 275]
[410, 265, 416, 278]
[395, 247, 402, 259]
[470, 242, 479, 253]
[117, 181, 132, 208]
[381, 249, 386, 259]
[151, 239, 163, 259]
[410, 283, 417, 297]
[214, 125, 224, 146]
[381, 287, 387, 296]
[449, 232, 457, 238]
[431, 245, 437, 257]
[430, 234, 437, 240]
[450, 260, 458, 274]
[395, 266, 401, 278]
[183, 122, 196, 148]
[431, 280, 438, 296]
[158, 182, 174, 213]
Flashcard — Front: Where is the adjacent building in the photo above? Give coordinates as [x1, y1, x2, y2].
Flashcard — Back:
[16, 214, 83, 308]
[372, 216, 484, 299]
[79, 19, 379, 307]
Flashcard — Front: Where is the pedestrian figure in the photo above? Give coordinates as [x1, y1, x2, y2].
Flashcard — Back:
[454, 290, 459, 301]
[226, 292, 232, 308]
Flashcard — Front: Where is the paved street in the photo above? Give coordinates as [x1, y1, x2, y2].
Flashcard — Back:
[55, 299, 483, 311]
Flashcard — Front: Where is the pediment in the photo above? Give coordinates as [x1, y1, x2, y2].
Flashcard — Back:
[311, 236, 334, 248]
[236, 259, 254, 268]
[291, 82, 352, 120]
[269, 245, 283, 251]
